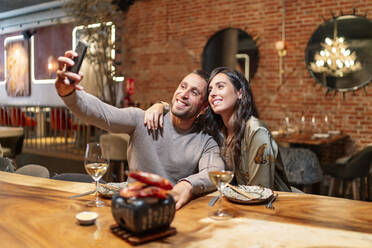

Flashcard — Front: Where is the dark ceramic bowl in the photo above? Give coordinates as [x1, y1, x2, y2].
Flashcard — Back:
[111, 194, 175, 234]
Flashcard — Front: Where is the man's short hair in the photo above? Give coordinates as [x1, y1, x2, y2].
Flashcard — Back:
[192, 69, 209, 101]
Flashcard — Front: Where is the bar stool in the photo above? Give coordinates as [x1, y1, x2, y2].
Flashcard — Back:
[324, 146, 372, 201]
[100, 133, 129, 182]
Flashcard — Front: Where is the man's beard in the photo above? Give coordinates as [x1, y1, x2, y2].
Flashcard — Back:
[170, 104, 198, 120]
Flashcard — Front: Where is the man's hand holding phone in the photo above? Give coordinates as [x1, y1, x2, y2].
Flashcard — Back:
[55, 41, 87, 97]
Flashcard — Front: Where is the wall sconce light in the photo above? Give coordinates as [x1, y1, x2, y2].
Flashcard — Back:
[275, 40, 287, 57]
[275, 40, 287, 76]
[47, 56, 56, 77]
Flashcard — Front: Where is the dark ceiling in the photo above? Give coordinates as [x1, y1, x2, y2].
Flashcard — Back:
[0, 0, 56, 14]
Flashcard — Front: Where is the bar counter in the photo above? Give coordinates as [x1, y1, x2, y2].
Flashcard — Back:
[0, 171, 371, 247]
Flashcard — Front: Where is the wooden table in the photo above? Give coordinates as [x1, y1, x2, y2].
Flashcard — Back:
[0, 126, 23, 138]
[275, 133, 348, 146]
[275, 133, 350, 165]
[1, 171, 371, 247]
[0, 127, 24, 157]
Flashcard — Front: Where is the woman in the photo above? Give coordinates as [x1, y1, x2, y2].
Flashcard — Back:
[145, 67, 291, 191]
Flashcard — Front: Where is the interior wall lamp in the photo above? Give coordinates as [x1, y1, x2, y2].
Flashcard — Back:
[275, 40, 287, 56]
[277, 0, 286, 85]
[275, 40, 287, 75]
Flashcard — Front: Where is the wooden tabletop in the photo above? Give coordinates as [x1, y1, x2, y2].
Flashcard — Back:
[1, 171, 371, 247]
[275, 133, 348, 146]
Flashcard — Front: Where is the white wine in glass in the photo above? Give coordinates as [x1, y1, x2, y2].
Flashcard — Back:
[208, 168, 234, 220]
[85, 142, 109, 207]
[209, 171, 234, 192]
[85, 162, 109, 181]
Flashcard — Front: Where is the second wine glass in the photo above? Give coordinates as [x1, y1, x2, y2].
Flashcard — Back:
[84, 142, 110, 207]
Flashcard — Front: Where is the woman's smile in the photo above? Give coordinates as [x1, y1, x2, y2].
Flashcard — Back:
[208, 73, 241, 116]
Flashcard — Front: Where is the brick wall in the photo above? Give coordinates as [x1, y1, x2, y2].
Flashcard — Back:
[118, 0, 372, 148]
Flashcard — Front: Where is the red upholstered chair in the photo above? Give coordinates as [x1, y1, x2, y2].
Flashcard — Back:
[0, 108, 10, 126]
[50, 108, 77, 131]
[10, 107, 36, 127]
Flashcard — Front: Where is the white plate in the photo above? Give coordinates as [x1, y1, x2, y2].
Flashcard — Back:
[97, 182, 127, 198]
[223, 185, 273, 204]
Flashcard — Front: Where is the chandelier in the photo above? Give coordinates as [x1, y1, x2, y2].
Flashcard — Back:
[310, 20, 361, 77]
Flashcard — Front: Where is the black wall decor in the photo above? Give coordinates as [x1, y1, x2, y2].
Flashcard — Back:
[22, 30, 37, 40]
[305, 14, 372, 95]
[111, 0, 134, 12]
[202, 28, 259, 81]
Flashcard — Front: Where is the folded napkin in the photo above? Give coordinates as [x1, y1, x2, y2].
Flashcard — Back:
[312, 133, 330, 139]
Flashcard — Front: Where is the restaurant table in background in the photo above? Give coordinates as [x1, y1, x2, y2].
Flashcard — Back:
[0, 127, 24, 158]
[0, 171, 371, 247]
[275, 133, 350, 165]
[0, 126, 24, 138]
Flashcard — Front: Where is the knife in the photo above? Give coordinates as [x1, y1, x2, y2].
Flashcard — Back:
[68, 190, 96, 199]
[208, 195, 220, 206]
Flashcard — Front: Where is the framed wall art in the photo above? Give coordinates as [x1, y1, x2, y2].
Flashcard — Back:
[4, 35, 30, 96]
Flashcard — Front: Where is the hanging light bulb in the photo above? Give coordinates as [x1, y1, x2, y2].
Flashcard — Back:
[316, 60, 324, 66]
[325, 37, 332, 45]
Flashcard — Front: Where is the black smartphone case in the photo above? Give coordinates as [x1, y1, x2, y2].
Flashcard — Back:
[69, 41, 88, 74]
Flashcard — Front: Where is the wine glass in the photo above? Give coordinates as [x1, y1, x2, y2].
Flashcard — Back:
[299, 113, 307, 134]
[208, 152, 234, 220]
[321, 113, 331, 134]
[84, 142, 109, 207]
[311, 115, 321, 133]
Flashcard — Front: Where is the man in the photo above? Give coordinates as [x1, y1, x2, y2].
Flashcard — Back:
[55, 50, 224, 209]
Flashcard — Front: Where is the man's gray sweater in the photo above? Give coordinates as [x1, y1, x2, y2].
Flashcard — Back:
[63, 91, 224, 195]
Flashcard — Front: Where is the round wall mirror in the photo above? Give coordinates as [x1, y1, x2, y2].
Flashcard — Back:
[202, 28, 259, 81]
[305, 15, 372, 92]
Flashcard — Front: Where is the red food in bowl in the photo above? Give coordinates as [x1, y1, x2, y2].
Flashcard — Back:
[129, 171, 173, 190]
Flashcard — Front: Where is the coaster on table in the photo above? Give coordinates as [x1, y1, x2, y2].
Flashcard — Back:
[110, 224, 177, 245]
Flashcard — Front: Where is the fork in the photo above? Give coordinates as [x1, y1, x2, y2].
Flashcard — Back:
[265, 194, 278, 210]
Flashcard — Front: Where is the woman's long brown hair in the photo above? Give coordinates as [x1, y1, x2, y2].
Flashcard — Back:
[202, 67, 258, 168]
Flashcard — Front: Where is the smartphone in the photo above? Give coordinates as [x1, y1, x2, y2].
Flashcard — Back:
[68, 40, 88, 75]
